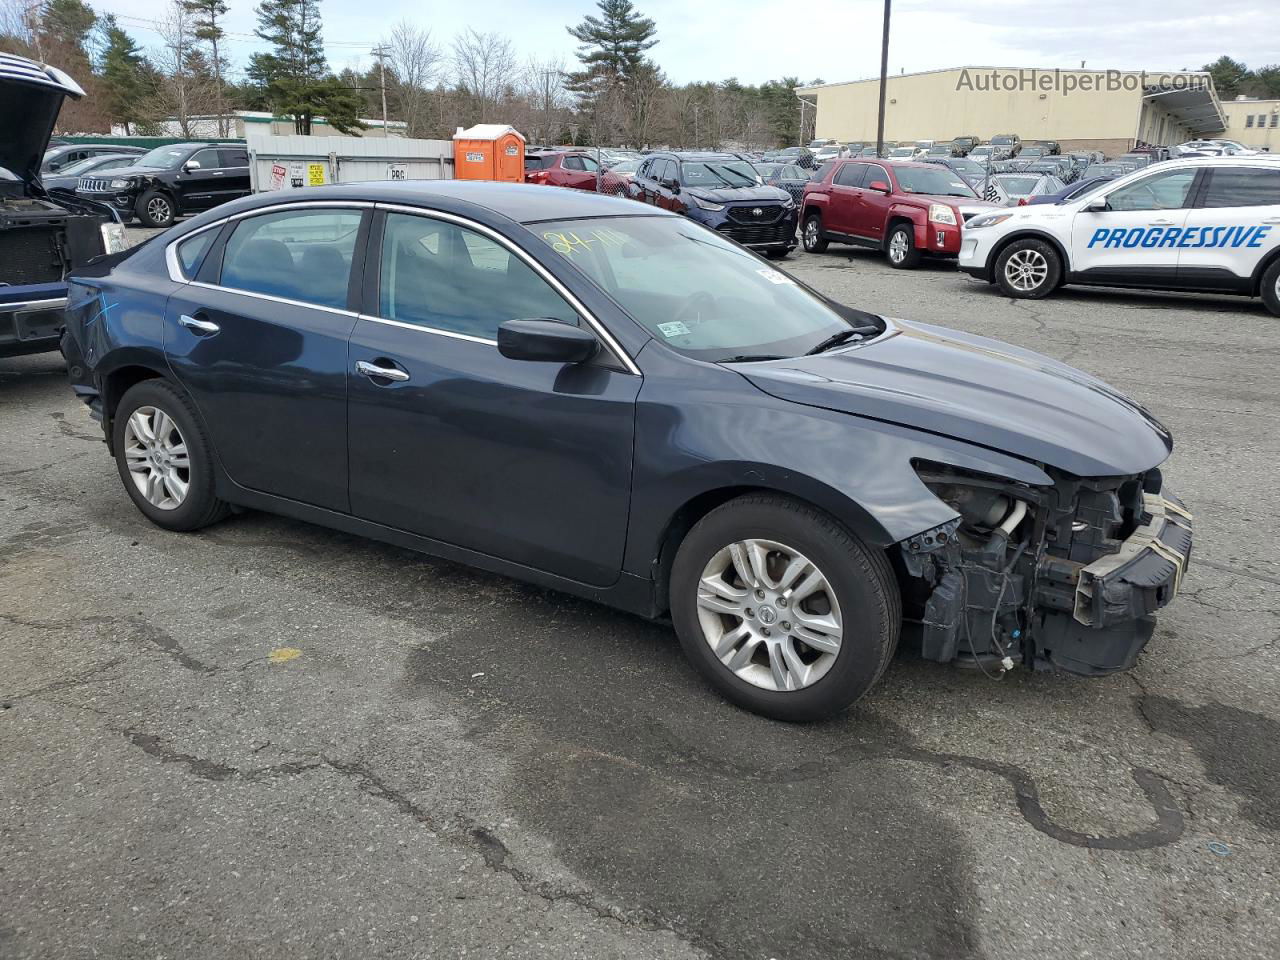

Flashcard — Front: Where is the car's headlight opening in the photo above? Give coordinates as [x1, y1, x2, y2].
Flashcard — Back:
[691, 196, 725, 212]
[928, 203, 958, 225]
[109, 178, 130, 189]
[967, 213, 1013, 230]
[99, 222, 128, 254]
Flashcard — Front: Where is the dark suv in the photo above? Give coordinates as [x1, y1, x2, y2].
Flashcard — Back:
[1, 51, 124, 358]
[76, 142, 250, 227]
[629, 152, 797, 258]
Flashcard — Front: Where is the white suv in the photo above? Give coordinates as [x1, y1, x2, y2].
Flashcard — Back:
[958, 157, 1280, 315]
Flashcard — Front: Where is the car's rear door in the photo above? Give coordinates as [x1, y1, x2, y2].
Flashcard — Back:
[217, 146, 252, 203]
[1177, 165, 1280, 290]
[345, 207, 641, 586]
[826, 161, 866, 235]
[163, 204, 368, 512]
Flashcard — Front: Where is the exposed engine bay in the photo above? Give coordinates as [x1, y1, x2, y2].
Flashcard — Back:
[900, 464, 1193, 676]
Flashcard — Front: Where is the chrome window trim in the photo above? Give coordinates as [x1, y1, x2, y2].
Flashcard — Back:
[185, 280, 359, 318]
[164, 201, 375, 283]
[357, 313, 497, 346]
[374, 202, 642, 376]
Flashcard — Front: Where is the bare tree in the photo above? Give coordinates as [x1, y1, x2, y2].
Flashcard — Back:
[147, 1, 219, 137]
[451, 27, 516, 124]
[0, 0, 36, 53]
[384, 20, 440, 137]
[522, 56, 568, 144]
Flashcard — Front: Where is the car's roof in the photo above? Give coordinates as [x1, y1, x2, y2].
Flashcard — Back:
[183, 179, 678, 228]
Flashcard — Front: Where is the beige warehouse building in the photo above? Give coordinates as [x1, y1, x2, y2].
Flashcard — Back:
[798, 67, 1227, 156]
[1222, 97, 1280, 151]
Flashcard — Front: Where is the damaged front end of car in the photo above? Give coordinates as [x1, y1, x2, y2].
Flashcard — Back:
[899, 463, 1192, 676]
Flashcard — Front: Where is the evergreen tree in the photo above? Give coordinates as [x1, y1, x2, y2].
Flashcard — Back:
[98, 14, 150, 134]
[1203, 55, 1251, 101]
[182, 0, 229, 135]
[252, 0, 362, 134]
[566, 0, 657, 84]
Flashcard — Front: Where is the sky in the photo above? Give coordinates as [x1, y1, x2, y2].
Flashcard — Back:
[96, 0, 1280, 88]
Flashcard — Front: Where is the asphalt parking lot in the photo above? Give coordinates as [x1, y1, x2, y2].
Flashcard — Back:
[3, 224, 1279, 960]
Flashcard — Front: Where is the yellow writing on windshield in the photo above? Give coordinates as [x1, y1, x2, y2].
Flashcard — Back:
[542, 227, 629, 258]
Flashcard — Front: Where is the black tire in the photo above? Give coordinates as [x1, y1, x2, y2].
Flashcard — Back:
[994, 237, 1062, 299]
[885, 223, 921, 269]
[112, 378, 230, 532]
[670, 494, 901, 722]
[1261, 259, 1280, 317]
[802, 213, 829, 253]
[136, 189, 175, 228]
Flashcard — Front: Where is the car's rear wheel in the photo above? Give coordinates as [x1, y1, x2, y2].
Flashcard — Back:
[1260, 259, 1280, 317]
[670, 494, 900, 721]
[113, 379, 229, 531]
[885, 223, 921, 269]
[802, 214, 828, 253]
[137, 189, 175, 228]
[995, 238, 1061, 299]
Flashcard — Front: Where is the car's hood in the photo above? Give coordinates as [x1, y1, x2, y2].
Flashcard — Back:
[740, 319, 1172, 478]
[686, 185, 791, 204]
[0, 53, 84, 185]
[908, 193, 997, 216]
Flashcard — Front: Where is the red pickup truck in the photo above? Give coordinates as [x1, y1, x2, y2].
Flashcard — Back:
[800, 159, 995, 268]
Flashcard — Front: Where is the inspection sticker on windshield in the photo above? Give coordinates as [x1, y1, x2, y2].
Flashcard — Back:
[756, 267, 795, 285]
[658, 321, 691, 338]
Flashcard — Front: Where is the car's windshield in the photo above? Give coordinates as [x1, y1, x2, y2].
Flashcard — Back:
[893, 167, 978, 198]
[57, 155, 131, 176]
[681, 160, 758, 187]
[996, 176, 1040, 194]
[951, 159, 984, 175]
[535, 216, 866, 361]
[992, 137, 1014, 145]
[134, 145, 189, 169]
[608, 158, 640, 173]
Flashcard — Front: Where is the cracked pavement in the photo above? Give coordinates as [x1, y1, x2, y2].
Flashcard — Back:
[1, 235, 1278, 959]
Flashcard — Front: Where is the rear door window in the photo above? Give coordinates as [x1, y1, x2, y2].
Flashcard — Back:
[219, 208, 363, 310]
[219, 148, 249, 168]
[1200, 167, 1280, 208]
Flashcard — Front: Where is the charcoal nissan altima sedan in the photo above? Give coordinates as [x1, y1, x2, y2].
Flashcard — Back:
[60, 181, 1192, 721]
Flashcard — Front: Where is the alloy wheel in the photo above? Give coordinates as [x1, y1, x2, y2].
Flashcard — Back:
[147, 197, 171, 223]
[1005, 249, 1049, 292]
[804, 219, 819, 249]
[888, 231, 909, 263]
[695, 538, 843, 692]
[123, 405, 190, 510]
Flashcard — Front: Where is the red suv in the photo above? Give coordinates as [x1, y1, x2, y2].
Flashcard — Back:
[800, 159, 995, 268]
[524, 150, 602, 191]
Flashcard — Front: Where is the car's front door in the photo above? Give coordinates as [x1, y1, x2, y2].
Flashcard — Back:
[1069, 167, 1201, 279]
[346, 209, 641, 586]
[560, 154, 599, 191]
[858, 163, 895, 244]
[175, 147, 229, 211]
[164, 205, 367, 512]
[1176, 165, 1280, 289]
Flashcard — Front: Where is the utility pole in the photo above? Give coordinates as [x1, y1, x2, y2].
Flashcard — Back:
[875, 0, 892, 157]
[371, 44, 390, 134]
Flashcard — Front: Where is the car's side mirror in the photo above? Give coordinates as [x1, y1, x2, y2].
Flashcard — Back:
[498, 319, 599, 364]
[662, 178, 680, 192]
[1084, 197, 1109, 212]
[183, 160, 201, 171]
[868, 180, 890, 193]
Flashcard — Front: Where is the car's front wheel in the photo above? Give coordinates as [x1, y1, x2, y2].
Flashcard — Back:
[885, 223, 921, 269]
[137, 189, 175, 228]
[113, 379, 229, 531]
[994, 238, 1062, 299]
[802, 213, 828, 253]
[670, 494, 900, 721]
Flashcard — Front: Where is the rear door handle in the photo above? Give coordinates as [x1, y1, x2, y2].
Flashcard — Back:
[179, 314, 220, 335]
[1262, 216, 1280, 224]
[355, 360, 410, 383]
[1148, 219, 1177, 226]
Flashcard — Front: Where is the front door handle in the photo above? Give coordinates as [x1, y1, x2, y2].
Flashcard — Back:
[1148, 219, 1177, 226]
[355, 360, 409, 382]
[179, 314, 220, 335]
[1262, 216, 1280, 225]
